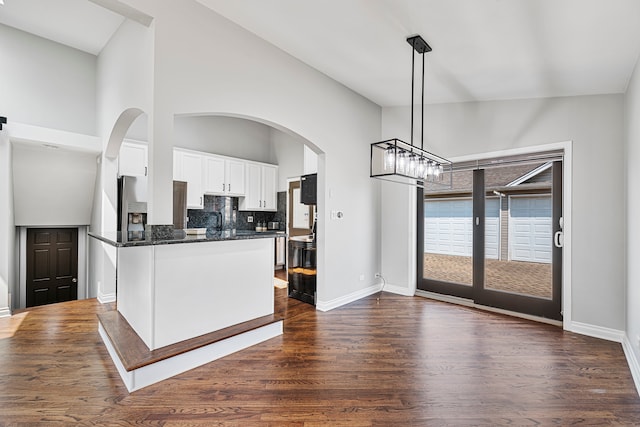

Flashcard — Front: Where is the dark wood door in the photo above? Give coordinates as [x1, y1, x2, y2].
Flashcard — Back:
[26, 228, 78, 307]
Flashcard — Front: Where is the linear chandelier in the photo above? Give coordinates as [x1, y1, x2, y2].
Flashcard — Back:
[370, 35, 452, 188]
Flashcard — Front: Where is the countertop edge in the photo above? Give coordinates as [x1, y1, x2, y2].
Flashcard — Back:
[88, 231, 286, 248]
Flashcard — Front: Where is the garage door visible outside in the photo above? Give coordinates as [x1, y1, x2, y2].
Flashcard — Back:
[509, 195, 552, 263]
[425, 198, 500, 259]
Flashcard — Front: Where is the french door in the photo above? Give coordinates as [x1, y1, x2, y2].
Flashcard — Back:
[418, 157, 563, 321]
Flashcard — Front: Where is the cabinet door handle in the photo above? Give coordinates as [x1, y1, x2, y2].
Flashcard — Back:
[259, 200, 262, 208]
[144, 166, 147, 176]
[228, 184, 231, 192]
[222, 183, 225, 192]
[200, 196, 203, 205]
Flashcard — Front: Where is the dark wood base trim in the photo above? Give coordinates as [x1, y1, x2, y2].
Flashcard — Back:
[97, 310, 284, 371]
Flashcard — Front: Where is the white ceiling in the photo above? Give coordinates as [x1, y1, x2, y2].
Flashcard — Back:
[2, 0, 640, 106]
[0, 0, 124, 55]
[198, 0, 640, 106]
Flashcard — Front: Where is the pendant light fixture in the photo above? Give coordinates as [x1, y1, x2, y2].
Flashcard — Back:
[370, 35, 452, 188]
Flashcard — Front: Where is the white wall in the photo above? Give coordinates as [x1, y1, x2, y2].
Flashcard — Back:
[94, 18, 154, 302]
[115, 0, 381, 307]
[382, 94, 625, 331]
[270, 128, 304, 192]
[12, 144, 97, 226]
[0, 24, 96, 135]
[174, 116, 273, 163]
[625, 57, 640, 372]
[0, 24, 99, 311]
[0, 129, 14, 316]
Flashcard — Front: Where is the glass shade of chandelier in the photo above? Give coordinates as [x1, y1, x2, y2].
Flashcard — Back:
[370, 35, 452, 187]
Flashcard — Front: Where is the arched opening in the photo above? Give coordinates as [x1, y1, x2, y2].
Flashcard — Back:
[93, 109, 148, 304]
[173, 112, 324, 306]
[105, 107, 146, 159]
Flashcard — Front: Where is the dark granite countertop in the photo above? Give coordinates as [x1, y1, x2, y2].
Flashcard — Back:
[89, 229, 286, 248]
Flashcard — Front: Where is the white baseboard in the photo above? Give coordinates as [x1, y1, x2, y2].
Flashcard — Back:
[97, 291, 116, 304]
[316, 283, 382, 312]
[380, 282, 415, 297]
[99, 320, 283, 392]
[567, 321, 625, 343]
[0, 306, 11, 318]
[622, 335, 640, 397]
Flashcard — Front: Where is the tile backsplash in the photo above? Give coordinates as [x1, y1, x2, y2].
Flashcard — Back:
[187, 192, 287, 232]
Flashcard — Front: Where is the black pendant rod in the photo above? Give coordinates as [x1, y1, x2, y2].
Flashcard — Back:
[407, 35, 432, 151]
[421, 46, 425, 151]
[410, 42, 415, 151]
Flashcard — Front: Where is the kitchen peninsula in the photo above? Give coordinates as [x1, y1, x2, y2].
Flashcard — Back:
[89, 229, 283, 391]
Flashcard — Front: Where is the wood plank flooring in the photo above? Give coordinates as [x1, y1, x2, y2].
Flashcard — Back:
[1, 289, 639, 426]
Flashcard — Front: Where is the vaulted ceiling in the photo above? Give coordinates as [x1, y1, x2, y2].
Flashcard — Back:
[2, 0, 640, 107]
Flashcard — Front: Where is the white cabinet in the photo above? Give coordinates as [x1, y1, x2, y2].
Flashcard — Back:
[261, 164, 277, 210]
[226, 160, 246, 196]
[118, 141, 147, 177]
[173, 147, 276, 211]
[242, 163, 262, 210]
[204, 156, 245, 196]
[173, 149, 204, 209]
[239, 163, 278, 211]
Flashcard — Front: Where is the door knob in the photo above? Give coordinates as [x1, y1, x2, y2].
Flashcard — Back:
[72, 278, 77, 283]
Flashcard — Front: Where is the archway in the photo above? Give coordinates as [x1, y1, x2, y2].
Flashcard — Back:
[105, 107, 146, 159]
[173, 113, 324, 306]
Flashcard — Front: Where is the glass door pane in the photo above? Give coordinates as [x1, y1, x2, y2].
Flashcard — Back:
[418, 159, 563, 321]
[424, 197, 473, 286]
[421, 170, 474, 298]
[483, 164, 553, 299]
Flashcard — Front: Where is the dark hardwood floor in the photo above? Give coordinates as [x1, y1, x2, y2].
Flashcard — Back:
[1, 289, 639, 426]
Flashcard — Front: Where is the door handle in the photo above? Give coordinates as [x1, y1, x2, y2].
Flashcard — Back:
[554, 231, 563, 248]
[72, 278, 77, 283]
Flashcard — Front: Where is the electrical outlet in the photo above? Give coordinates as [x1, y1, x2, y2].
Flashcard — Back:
[247, 216, 253, 223]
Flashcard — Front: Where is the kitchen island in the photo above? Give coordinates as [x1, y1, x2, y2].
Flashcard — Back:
[90, 229, 283, 391]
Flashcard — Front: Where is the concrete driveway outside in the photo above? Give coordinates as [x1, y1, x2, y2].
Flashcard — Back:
[424, 253, 552, 299]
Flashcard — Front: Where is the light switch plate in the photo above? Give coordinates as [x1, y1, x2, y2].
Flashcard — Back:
[247, 216, 253, 223]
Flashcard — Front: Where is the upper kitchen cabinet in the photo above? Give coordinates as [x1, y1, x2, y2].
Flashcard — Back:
[118, 140, 147, 177]
[203, 155, 245, 197]
[173, 148, 204, 209]
[240, 163, 278, 211]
